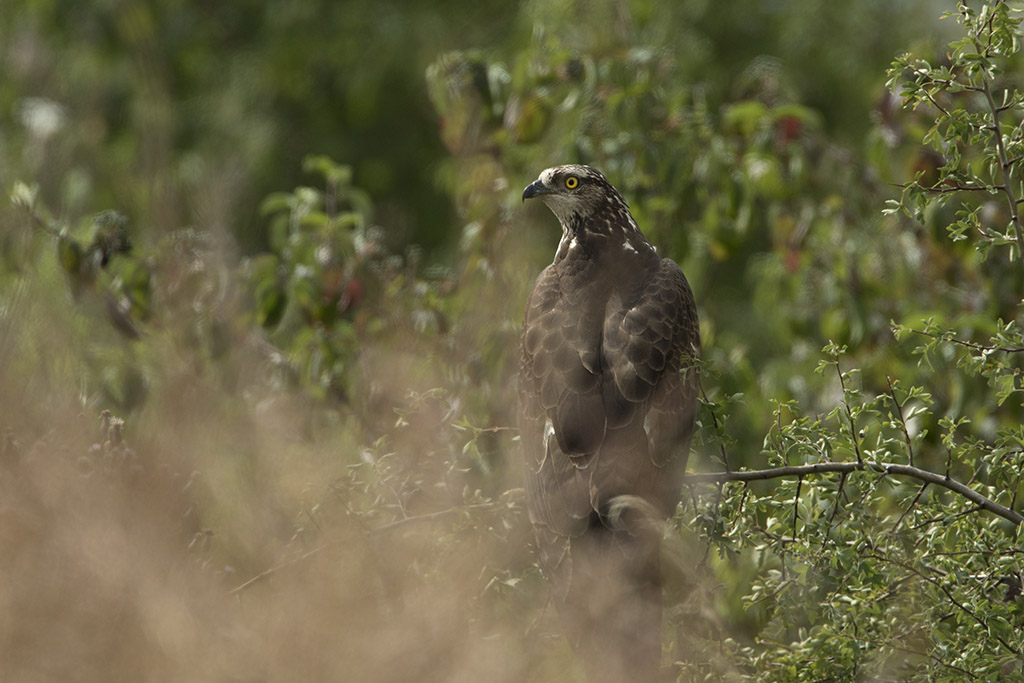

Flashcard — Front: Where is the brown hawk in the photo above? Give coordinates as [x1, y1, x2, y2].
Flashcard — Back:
[519, 165, 700, 682]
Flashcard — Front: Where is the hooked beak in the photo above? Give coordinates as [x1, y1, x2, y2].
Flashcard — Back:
[522, 179, 552, 203]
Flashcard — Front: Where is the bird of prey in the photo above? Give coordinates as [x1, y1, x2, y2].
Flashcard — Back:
[519, 165, 700, 682]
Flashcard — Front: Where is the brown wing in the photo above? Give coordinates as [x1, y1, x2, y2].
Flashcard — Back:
[604, 258, 700, 457]
[602, 257, 701, 516]
[519, 266, 605, 454]
[518, 257, 700, 544]
[518, 264, 603, 548]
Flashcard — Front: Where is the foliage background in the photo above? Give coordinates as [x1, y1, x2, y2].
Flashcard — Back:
[1, 0, 1022, 681]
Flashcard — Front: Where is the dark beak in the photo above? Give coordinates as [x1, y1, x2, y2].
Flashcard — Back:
[522, 179, 551, 203]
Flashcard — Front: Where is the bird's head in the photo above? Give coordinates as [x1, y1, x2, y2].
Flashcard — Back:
[522, 164, 628, 228]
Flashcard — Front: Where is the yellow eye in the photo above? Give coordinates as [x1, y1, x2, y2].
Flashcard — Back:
[565, 176, 579, 189]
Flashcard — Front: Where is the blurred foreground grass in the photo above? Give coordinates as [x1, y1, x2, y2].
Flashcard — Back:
[0, 173, 577, 680]
[0, 266, 558, 682]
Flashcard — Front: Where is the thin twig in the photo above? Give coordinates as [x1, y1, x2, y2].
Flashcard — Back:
[737, 484, 750, 520]
[826, 471, 848, 534]
[698, 481, 726, 572]
[792, 475, 803, 541]
[903, 180, 1004, 194]
[18, 204, 62, 238]
[833, 357, 863, 464]
[229, 502, 502, 595]
[922, 87, 952, 117]
[869, 550, 1020, 656]
[890, 482, 929, 535]
[886, 375, 916, 467]
[979, 61, 1024, 264]
[701, 384, 731, 472]
[1011, 462, 1022, 512]
[928, 548, 1024, 558]
[924, 74, 985, 94]
[911, 505, 984, 531]
[228, 544, 330, 595]
[891, 645, 980, 680]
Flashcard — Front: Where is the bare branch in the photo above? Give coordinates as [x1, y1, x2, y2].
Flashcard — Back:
[686, 461, 1024, 527]
[908, 327, 1024, 353]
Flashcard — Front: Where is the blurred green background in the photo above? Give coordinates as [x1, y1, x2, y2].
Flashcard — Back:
[1, 0, 947, 254]
[1, 0, 968, 439]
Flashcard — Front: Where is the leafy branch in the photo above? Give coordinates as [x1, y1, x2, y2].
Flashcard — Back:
[886, 0, 1024, 265]
[970, 0, 1024, 258]
[866, 549, 1021, 657]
